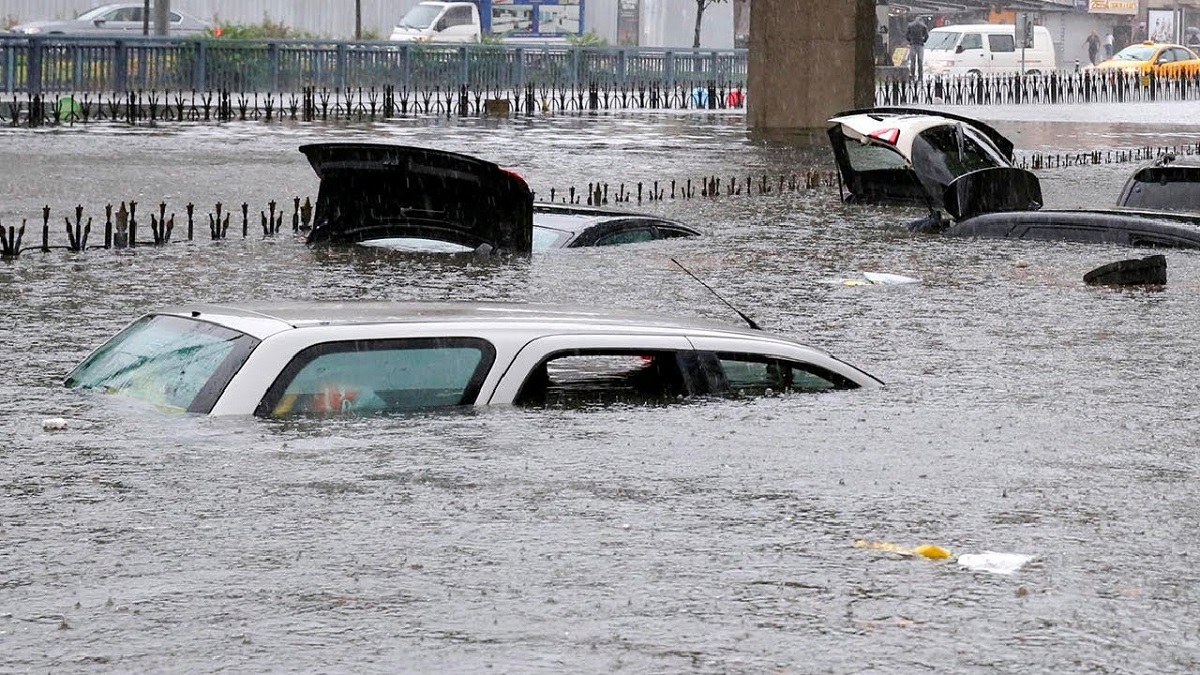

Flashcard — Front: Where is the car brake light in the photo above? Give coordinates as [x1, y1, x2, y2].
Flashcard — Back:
[502, 169, 528, 186]
[869, 128, 900, 145]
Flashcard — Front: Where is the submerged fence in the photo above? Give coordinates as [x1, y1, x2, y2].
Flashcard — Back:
[5, 140, 1200, 258]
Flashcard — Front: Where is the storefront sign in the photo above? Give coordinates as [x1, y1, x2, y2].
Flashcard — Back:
[1088, 0, 1138, 15]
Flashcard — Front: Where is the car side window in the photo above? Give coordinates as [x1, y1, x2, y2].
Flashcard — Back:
[960, 33, 983, 50]
[595, 228, 655, 246]
[1158, 49, 1175, 64]
[107, 8, 141, 22]
[515, 349, 688, 408]
[988, 34, 1015, 53]
[258, 338, 496, 417]
[443, 6, 474, 27]
[712, 353, 858, 396]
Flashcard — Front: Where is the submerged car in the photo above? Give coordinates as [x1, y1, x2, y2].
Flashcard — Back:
[1085, 42, 1200, 78]
[64, 301, 882, 417]
[10, 3, 212, 36]
[827, 107, 1200, 248]
[301, 143, 700, 253]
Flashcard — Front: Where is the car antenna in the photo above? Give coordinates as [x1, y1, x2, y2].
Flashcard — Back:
[669, 257, 761, 330]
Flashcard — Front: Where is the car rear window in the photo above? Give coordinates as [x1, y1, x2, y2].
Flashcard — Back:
[260, 338, 495, 417]
[714, 353, 860, 395]
[1120, 168, 1200, 211]
[65, 314, 258, 413]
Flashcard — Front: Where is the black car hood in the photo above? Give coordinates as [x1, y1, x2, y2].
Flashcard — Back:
[301, 143, 534, 253]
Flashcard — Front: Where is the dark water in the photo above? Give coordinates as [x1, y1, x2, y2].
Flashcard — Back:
[3, 104, 1200, 673]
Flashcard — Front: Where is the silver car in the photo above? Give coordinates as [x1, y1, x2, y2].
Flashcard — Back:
[64, 301, 883, 417]
[10, 3, 212, 37]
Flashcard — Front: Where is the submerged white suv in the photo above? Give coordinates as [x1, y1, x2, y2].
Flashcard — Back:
[65, 301, 883, 417]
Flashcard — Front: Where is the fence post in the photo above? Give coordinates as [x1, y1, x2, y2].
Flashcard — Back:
[618, 48, 627, 84]
[665, 50, 675, 91]
[193, 39, 207, 90]
[28, 37, 43, 97]
[459, 45, 469, 89]
[269, 42, 280, 92]
[4, 41, 14, 94]
[516, 47, 526, 92]
[114, 40, 128, 93]
[571, 46, 580, 89]
[336, 42, 347, 90]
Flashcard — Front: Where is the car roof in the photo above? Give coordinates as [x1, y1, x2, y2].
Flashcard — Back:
[155, 301, 783, 342]
[531, 203, 692, 236]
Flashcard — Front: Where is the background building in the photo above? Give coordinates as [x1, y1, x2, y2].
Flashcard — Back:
[0, 0, 737, 48]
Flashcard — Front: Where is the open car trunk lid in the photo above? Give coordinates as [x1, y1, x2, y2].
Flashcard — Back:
[301, 143, 534, 253]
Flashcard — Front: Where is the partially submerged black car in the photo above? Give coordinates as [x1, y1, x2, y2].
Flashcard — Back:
[301, 143, 700, 253]
[827, 107, 1200, 248]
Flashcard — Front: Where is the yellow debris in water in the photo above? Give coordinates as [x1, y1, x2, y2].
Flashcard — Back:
[912, 544, 953, 559]
[853, 540, 953, 559]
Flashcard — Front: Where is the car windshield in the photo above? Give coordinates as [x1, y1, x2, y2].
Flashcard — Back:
[65, 314, 257, 413]
[532, 225, 570, 249]
[1114, 45, 1156, 61]
[398, 5, 442, 29]
[925, 31, 960, 50]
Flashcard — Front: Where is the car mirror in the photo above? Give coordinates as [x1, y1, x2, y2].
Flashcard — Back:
[94, 19, 106, 26]
[435, 19, 448, 31]
[955, 45, 965, 54]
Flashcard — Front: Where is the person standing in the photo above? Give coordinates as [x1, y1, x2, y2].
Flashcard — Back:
[905, 17, 929, 81]
[1104, 31, 1115, 58]
[1086, 30, 1101, 65]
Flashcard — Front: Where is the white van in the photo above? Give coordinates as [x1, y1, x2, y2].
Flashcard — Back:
[923, 24, 1057, 76]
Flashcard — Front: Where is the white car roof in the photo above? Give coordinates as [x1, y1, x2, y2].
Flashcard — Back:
[155, 300, 808, 346]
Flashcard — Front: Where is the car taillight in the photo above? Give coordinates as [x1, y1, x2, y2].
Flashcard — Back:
[502, 169, 528, 186]
[869, 128, 900, 145]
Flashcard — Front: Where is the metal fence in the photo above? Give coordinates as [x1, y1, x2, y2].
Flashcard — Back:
[878, 70, 1200, 106]
[0, 35, 747, 95]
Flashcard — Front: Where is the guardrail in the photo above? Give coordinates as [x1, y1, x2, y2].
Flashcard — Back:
[878, 70, 1200, 106]
[0, 35, 747, 95]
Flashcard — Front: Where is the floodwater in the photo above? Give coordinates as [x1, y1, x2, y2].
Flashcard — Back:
[2, 102, 1200, 673]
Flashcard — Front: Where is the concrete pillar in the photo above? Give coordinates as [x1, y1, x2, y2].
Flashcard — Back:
[747, 0, 876, 131]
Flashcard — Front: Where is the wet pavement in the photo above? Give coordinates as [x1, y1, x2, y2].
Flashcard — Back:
[2, 102, 1200, 673]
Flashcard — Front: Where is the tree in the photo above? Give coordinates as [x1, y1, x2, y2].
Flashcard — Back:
[693, 0, 729, 48]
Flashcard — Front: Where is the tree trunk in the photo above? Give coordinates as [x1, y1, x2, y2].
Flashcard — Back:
[693, 0, 705, 48]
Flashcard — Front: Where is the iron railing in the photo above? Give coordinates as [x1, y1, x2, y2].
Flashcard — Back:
[0, 35, 748, 95]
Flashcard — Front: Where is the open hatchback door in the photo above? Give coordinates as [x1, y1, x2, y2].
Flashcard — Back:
[301, 143, 534, 253]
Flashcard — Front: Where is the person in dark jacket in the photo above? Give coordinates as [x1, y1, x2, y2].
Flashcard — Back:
[905, 17, 929, 81]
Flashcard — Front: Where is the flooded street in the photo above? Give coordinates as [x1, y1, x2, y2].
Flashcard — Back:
[3, 102, 1200, 673]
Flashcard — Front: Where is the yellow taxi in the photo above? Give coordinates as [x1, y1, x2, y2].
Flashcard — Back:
[1088, 41, 1200, 78]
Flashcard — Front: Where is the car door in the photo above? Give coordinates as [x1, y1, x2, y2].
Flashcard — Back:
[97, 6, 144, 35]
[956, 32, 988, 73]
[489, 334, 698, 405]
[985, 32, 1016, 72]
[245, 336, 498, 417]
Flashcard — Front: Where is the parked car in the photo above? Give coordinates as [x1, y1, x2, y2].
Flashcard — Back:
[923, 23, 1057, 76]
[9, 3, 212, 37]
[1085, 42, 1200, 78]
[63, 301, 883, 416]
[301, 143, 701, 252]
[827, 107, 1200, 248]
[1117, 153, 1200, 212]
